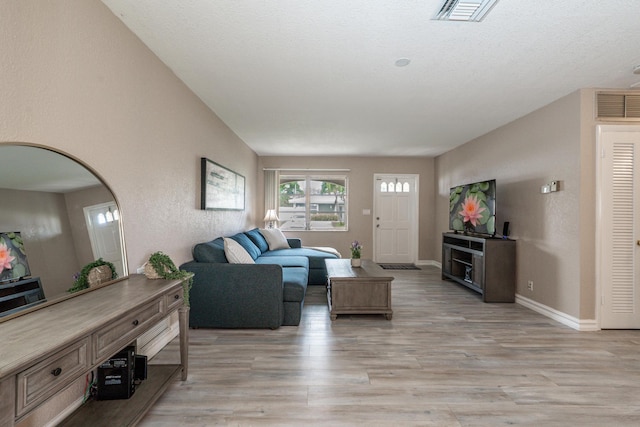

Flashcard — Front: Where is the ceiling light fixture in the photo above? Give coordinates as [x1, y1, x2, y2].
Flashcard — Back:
[433, 0, 499, 22]
[395, 58, 411, 67]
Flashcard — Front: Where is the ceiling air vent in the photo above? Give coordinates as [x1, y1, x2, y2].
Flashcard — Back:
[433, 0, 499, 22]
[597, 92, 640, 121]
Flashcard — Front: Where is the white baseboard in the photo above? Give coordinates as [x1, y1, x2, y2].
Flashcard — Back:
[516, 294, 599, 331]
[412, 263, 599, 331]
[417, 260, 441, 268]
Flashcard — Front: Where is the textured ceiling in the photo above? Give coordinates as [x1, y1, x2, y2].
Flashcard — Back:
[101, 0, 640, 157]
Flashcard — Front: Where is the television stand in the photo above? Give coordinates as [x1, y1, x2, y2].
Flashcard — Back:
[0, 277, 46, 317]
[441, 232, 515, 302]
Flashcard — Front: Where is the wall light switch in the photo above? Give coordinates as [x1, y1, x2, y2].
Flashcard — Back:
[362, 209, 371, 215]
[541, 184, 551, 194]
[550, 181, 558, 192]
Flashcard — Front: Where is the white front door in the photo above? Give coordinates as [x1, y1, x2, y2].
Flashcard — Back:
[83, 202, 124, 277]
[597, 125, 640, 329]
[373, 174, 418, 263]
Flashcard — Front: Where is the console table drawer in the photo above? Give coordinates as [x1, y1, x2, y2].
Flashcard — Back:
[93, 300, 164, 363]
[165, 286, 184, 312]
[16, 338, 90, 417]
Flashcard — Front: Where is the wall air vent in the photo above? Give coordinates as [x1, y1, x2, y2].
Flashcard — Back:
[433, 0, 499, 22]
[597, 92, 640, 121]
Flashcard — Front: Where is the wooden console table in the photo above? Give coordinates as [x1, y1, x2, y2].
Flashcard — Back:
[325, 259, 394, 320]
[0, 275, 189, 427]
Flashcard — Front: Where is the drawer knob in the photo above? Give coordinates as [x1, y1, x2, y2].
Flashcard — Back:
[132, 319, 139, 326]
[51, 367, 62, 377]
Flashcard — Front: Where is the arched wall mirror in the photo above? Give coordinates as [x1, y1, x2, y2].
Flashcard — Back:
[0, 143, 128, 319]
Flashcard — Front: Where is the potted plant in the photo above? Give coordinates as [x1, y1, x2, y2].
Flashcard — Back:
[68, 258, 118, 293]
[350, 240, 362, 267]
[145, 251, 193, 306]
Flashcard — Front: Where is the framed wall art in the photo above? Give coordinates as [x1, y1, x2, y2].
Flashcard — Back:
[201, 158, 245, 210]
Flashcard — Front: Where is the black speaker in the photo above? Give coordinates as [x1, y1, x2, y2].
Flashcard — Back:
[97, 346, 136, 400]
[502, 221, 510, 238]
[135, 354, 148, 382]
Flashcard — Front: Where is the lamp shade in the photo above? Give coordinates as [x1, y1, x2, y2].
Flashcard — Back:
[263, 209, 279, 222]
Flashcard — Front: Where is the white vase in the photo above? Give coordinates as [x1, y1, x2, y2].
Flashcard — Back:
[351, 258, 361, 267]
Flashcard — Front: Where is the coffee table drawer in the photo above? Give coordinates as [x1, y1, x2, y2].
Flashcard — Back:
[16, 338, 90, 417]
[332, 281, 391, 308]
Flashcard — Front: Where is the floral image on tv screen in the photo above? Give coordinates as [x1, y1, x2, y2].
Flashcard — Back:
[449, 180, 496, 236]
[0, 232, 31, 283]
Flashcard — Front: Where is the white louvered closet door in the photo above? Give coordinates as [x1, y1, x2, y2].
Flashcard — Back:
[599, 126, 640, 329]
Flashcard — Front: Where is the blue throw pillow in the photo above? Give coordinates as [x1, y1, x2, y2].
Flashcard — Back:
[193, 237, 227, 263]
[245, 228, 269, 253]
[230, 233, 261, 260]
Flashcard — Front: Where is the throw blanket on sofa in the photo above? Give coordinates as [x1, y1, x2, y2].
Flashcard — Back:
[304, 246, 342, 258]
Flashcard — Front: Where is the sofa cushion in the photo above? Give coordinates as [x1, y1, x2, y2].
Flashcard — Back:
[230, 233, 261, 260]
[223, 238, 255, 264]
[245, 228, 269, 253]
[282, 267, 308, 302]
[260, 228, 290, 250]
[193, 237, 228, 263]
[255, 255, 308, 269]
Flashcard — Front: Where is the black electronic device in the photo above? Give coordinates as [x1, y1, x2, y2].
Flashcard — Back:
[502, 221, 510, 238]
[97, 346, 136, 400]
[135, 354, 148, 382]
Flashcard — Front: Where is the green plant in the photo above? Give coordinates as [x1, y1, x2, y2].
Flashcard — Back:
[68, 258, 118, 293]
[350, 240, 362, 259]
[311, 213, 339, 221]
[148, 251, 193, 306]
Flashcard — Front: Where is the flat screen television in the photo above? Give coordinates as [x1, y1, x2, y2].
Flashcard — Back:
[449, 179, 496, 236]
[0, 231, 32, 284]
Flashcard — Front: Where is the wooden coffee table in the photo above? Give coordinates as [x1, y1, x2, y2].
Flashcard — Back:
[325, 259, 394, 320]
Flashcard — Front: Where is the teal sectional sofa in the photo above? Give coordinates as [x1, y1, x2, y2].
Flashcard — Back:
[180, 228, 339, 328]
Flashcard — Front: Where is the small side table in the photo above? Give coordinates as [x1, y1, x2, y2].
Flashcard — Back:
[325, 259, 394, 320]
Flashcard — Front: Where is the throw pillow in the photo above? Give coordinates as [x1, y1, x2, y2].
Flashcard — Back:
[193, 237, 227, 263]
[260, 228, 290, 250]
[245, 228, 269, 253]
[230, 232, 261, 260]
[223, 237, 255, 264]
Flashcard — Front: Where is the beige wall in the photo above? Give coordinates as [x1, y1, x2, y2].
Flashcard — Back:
[0, 0, 259, 275]
[259, 156, 436, 261]
[2, 1, 259, 423]
[435, 91, 587, 319]
[578, 90, 599, 319]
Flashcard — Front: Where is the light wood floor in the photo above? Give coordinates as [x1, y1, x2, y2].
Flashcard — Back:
[141, 266, 640, 426]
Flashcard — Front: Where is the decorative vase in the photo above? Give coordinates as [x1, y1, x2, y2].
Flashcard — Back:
[351, 258, 361, 268]
[143, 261, 163, 279]
[87, 265, 113, 287]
